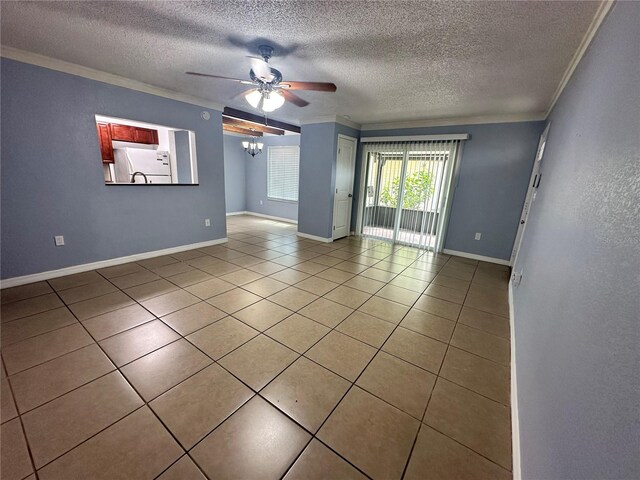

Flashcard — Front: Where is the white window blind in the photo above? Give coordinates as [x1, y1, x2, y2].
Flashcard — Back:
[267, 146, 299, 202]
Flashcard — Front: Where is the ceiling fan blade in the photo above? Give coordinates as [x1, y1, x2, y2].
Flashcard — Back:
[248, 56, 274, 82]
[280, 90, 310, 107]
[280, 81, 337, 92]
[186, 72, 254, 84]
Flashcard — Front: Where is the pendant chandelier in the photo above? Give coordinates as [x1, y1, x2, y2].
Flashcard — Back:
[242, 138, 264, 157]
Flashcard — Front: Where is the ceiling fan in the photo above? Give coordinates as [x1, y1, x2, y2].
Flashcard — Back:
[186, 45, 337, 113]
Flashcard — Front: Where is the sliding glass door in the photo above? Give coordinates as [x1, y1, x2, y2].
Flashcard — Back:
[360, 140, 461, 252]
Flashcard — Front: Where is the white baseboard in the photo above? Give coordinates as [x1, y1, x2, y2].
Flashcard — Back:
[443, 249, 512, 266]
[226, 211, 298, 225]
[509, 282, 522, 480]
[0, 238, 228, 289]
[296, 232, 333, 243]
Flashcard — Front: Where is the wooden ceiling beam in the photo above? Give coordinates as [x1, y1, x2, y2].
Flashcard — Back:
[223, 107, 301, 134]
[223, 117, 284, 136]
[223, 124, 263, 137]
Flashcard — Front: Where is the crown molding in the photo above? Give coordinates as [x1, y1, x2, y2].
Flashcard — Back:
[544, 0, 615, 117]
[0, 46, 225, 111]
[360, 112, 546, 131]
[299, 115, 362, 130]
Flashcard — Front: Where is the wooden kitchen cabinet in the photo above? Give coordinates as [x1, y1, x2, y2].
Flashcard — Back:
[96, 122, 114, 163]
[110, 124, 159, 145]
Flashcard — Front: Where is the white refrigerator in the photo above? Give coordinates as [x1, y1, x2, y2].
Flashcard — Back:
[113, 147, 172, 184]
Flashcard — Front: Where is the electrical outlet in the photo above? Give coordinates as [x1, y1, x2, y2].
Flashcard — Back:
[512, 270, 523, 286]
[54, 235, 65, 246]
[260, 200, 263, 205]
[474, 232, 482, 240]
[205, 219, 211, 227]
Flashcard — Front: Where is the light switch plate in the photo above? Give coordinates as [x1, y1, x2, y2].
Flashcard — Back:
[474, 232, 482, 240]
[205, 219, 211, 227]
[54, 235, 65, 246]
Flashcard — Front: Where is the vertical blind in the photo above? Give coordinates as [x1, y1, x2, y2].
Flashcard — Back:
[360, 140, 461, 252]
[267, 145, 300, 202]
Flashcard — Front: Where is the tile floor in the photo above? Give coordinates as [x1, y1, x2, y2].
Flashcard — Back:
[1, 215, 513, 480]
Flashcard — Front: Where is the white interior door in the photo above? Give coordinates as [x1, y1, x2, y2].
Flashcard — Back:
[333, 135, 357, 239]
[511, 123, 550, 264]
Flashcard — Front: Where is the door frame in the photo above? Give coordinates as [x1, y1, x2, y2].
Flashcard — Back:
[332, 134, 358, 240]
[511, 123, 550, 265]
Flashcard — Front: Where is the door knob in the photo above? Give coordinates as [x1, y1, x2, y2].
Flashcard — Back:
[348, 194, 353, 197]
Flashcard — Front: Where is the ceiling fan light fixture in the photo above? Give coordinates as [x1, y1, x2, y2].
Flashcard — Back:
[245, 89, 262, 109]
[261, 91, 285, 112]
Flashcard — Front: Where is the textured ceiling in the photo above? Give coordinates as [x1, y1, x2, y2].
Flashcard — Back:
[1, 1, 601, 125]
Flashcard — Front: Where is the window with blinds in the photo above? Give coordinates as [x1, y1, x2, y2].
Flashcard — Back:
[267, 145, 300, 202]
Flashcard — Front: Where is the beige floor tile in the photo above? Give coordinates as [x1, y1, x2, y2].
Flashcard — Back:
[425, 283, 467, 304]
[334, 261, 369, 274]
[371, 261, 406, 273]
[292, 261, 329, 275]
[295, 277, 339, 296]
[137, 255, 180, 269]
[1, 281, 52, 305]
[265, 314, 330, 353]
[318, 386, 419, 480]
[402, 267, 438, 282]
[451, 324, 510, 365]
[96, 262, 146, 279]
[1, 374, 18, 422]
[324, 285, 371, 309]
[151, 364, 253, 449]
[124, 278, 179, 302]
[400, 308, 456, 343]
[1, 307, 77, 347]
[1, 418, 34, 480]
[157, 456, 207, 480]
[283, 439, 367, 480]
[141, 289, 200, 316]
[3, 323, 94, 375]
[359, 296, 409, 324]
[109, 270, 160, 289]
[69, 291, 135, 320]
[218, 335, 299, 390]
[360, 267, 397, 283]
[170, 249, 209, 261]
[9, 344, 115, 413]
[233, 299, 293, 331]
[185, 277, 235, 300]
[81, 304, 154, 340]
[206, 288, 262, 313]
[160, 301, 225, 335]
[298, 297, 354, 328]
[440, 347, 510, 405]
[305, 331, 376, 381]
[99, 319, 180, 366]
[185, 255, 221, 269]
[413, 294, 462, 321]
[356, 351, 436, 419]
[166, 269, 214, 288]
[382, 327, 447, 374]
[425, 378, 512, 470]
[431, 274, 471, 292]
[191, 396, 310, 480]
[272, 255, 304, 267]
[37, 407, 182, 480]
[247, 261, 287, 275]
[268, 286, 319, 311]
[199, 260, 242, 276]
[336, 311, 395, 348]
[405, 426, 511, 480]
[187, 316, 258, 360]
[1, 293, 64, 323]
[439, 264, 475, 281]
[458, 306, 510, 339]
[376, 284, 421, 306]
[219, 268, 264, 286]
[343, 275, 386, 294]
[464, 284, 509, 317]
[243, 277, 290, 297]
[22, 371, 143, 468]
[122, 339, 212, 401]
[152, 262, 195, 278]
[388, 275, 429, 293]
[57, 279, 118, 305]
[270, 268, 312, 285]
[48, 271, 102, 291]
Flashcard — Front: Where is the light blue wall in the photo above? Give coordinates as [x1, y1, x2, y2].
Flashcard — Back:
[223, 135, 247, 213]
[512, 3, 640, 479]
[245, 134, 300, 221]
[298, 122, 360, 238]
[359, 121, 544, 260]
[174, 130, 191, 184]
[1, 58, 227, 280]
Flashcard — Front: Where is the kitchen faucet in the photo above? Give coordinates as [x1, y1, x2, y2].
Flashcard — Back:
[131, 171, 148, 184]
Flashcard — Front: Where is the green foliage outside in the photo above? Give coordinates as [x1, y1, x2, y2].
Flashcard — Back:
[379, 170, 435, 209]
